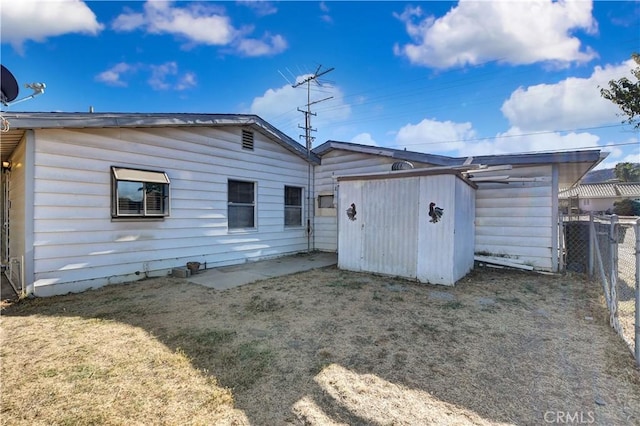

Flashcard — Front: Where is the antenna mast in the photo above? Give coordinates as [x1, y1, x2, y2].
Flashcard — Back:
[293, 64, 334, 152]
[292, 64, 334, 253]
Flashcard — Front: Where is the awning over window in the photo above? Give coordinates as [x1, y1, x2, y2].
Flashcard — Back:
[112, 167, 170, 184]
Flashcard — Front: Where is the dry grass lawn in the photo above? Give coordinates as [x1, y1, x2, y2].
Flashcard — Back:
[1, 265, 639, 425]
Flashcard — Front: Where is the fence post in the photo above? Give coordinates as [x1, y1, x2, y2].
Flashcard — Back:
[558, 212, 565, 272]
[610, 215, 619, 331]
[588, 212, 594, 277]
[635, 218, 640, 366]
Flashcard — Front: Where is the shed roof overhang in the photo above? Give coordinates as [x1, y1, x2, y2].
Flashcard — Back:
[313, 140, 608, 190]
[0, 112, 320, 164]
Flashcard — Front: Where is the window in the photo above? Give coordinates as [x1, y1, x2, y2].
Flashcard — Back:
[318, 194, 334, 208]
[111, 167, 170, 218]
[242, 129, 254, 150]
[284, 186, 303, 227]
[228, 180, 255, 229]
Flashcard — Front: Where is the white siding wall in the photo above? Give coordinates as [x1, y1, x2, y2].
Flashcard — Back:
[314, 150, 432, 251]
[32, 127, 310, 296]
[6, 136, 28, 290]
[475, 165, 555, 271]
[580, 198, 615, 213]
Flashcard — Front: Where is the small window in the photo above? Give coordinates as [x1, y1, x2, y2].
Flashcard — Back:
[242, 129, 254, 150]
[285, 186, 303, 227]
[111, 167, 170, 218]
[318, 194, 334, 209]
[228, 180, 255, 229]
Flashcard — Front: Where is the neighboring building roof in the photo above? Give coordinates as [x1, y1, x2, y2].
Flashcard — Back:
[0, 112, 320, 164]
[559, 182, 640, 199]
[313, 140, 607, 189]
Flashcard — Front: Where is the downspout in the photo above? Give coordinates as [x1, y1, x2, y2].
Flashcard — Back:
[551, 164, 559, 272]
[24, 129, 36, 296]
[307, 159, 312, 252]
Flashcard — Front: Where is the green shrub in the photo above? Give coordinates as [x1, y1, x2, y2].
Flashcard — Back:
[613, 198, 640, 216]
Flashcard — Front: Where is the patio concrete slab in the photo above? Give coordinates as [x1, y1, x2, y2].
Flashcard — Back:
[186, 252, 337, 290]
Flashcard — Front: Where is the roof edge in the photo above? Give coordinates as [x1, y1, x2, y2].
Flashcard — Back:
[1, 112, 320, 164]
[313, 140, 606, 167]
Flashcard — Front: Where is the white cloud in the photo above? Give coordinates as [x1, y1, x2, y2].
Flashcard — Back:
[381, 116, 608, 158]
[134, 1, 236, 45]
[394, 118, 475, 153]
[237, 1, 278, 17]
[1, 0, 103, 52]
[95, 61, 196, 91]
[176, 72, 197, 91]
[501, 59, 637, 131]
[595, 138, 640, 170]
[250, 75, 351, 142]
[112, 1, 287, 57]
[394, 0, 597, 69]
[148, 62, 179, 90]
[111, 9, 145, 32]
[95, 62, 135, 87]
[236, 33, 287, 57]
[319, 1, 332, 24]
[458, 127, 601, 157]
[351, 133, 378, 146]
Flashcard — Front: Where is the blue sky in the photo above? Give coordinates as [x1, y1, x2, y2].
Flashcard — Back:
[1, 0, 638, 169]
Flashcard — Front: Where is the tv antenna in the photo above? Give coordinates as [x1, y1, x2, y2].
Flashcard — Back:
[292, 64, 334, 152]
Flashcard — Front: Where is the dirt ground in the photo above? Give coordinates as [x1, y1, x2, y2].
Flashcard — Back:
[1, 265, 639, 425]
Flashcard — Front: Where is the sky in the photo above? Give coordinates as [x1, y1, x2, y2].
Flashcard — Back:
[1, 0, 638, 169]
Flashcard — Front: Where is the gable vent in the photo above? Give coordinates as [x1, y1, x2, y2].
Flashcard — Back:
[242, 129, 254, 150]
[391, 161, 414, 171]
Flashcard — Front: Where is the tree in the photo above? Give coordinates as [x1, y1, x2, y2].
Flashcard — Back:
[613, 198, 640, 216]
[614, 162, 640, 182]
[600, 53, 640, 129]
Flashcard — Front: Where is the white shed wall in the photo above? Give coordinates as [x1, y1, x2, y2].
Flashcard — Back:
[474, 165, 555, 271]
[315, 150, 433, 252]
[32, 127, 311, 296]
[416, 175, 475, 285]
[339, 173, 475, 285]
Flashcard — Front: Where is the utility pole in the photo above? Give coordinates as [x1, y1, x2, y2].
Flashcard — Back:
[292, 64, 334, 252]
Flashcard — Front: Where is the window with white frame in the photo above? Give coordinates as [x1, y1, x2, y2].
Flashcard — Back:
[228, 180, 255, 229]
[111, 167, 170, 218]
[284, 186, 303, 227]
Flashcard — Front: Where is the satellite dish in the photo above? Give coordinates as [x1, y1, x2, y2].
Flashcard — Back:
[1, 65, 19, 105]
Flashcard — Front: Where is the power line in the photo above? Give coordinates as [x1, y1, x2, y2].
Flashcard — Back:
[392, 124, 637, 148]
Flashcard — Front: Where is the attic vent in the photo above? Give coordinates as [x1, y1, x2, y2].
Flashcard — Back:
[391, 161, 414, 171]
[242, 129, 254, 151]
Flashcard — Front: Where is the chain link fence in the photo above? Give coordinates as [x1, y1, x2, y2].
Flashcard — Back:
[561, 213, 639, 366]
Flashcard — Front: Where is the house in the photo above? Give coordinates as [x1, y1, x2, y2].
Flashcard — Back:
[558, 182, 640, 214]
[0, 112, 606, 296]
[1, 112, 319, 296]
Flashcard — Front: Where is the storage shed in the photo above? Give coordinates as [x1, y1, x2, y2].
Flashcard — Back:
[337, 168, 476, 285]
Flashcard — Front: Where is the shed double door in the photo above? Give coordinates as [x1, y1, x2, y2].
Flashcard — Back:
[358, 178, 420, 279]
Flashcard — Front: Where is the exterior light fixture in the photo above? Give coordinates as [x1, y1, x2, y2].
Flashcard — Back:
[2, 160, 11, 171]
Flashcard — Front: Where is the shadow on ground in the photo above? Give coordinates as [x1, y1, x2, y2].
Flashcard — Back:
[2, 266, 640, 425]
